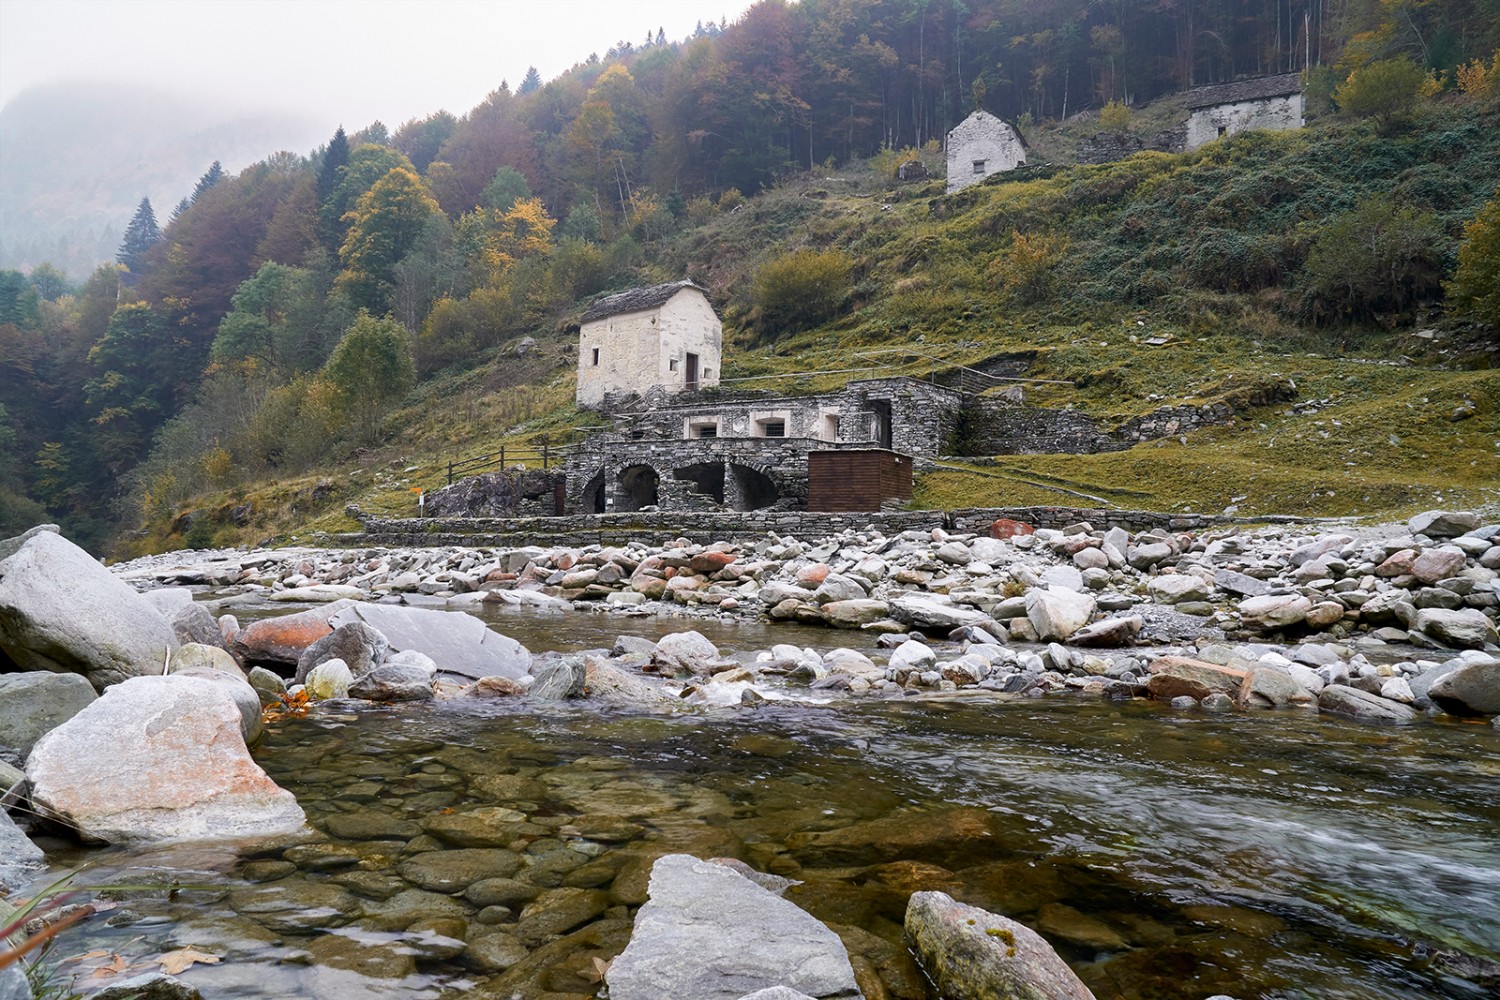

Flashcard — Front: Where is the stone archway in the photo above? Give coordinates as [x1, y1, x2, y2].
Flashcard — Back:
[581, 470, 607, 513]
[673, 462, 726, 505]
[616, 465, 660, 511]
[727, 462, 779, 511]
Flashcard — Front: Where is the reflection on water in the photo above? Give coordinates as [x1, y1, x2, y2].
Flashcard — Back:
[31, 602, 1500, 1000]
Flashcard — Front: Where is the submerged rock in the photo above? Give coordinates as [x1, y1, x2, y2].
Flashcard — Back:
[26, 675, 306, 843]
[1317, 684, 1417, 723]
[0, 671, 97, 756]
[905, 891, 1095, 1000]
[1427, 661, 1500, 716]
[329, 603, 530, 682]
[606, 854, 861, 1000]
[0, 807, 44, 894]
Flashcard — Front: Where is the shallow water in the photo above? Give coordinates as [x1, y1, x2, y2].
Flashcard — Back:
[28, 606, 1500, 1000]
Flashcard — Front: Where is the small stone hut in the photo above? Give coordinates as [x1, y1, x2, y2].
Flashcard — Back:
[946, 110, 1027, 193]
[1183, 72, 1304, 150]
[576, 280, 721, 408]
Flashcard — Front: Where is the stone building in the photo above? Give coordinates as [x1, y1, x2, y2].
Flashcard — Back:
[576, 280, 721, 408]
[565, 378, 964, 514]
[945, 111, 1027, 193]
[1183, 72, 1304, 151]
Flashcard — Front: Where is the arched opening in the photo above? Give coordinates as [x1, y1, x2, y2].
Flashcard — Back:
[673, 462, 725, 505]
[581, 470, 606, 513]
[616, 465, 660, 512]
[727, 463, 779, 511]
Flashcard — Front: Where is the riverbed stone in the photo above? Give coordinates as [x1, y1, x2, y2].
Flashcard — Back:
[25, 675, 306, 844]
[0, 671, 97, 756]
[819, 600, 891, 629]
[1412, 608, 1499, 649]
[306, 658, 353, 699]
[606, 854, 859, 1000]
[293, 621, 389, 684]
[527, 654, 586, 700]
[1025, 588, 1096, 642]
[1317, 684, 1417, 723]
[246, 666, 285, 705]
[1067, 615, 1142, 647]
[1147, 657, 1247, 702]
[168, 662, 265, 746]
[1237, 595, 1312, 632]
[1149, 574, 1211, 605]
[1410, 510, 1481, 538]
[905, 891, 1095, 1000]
[0, 527, 178, 689]
[584, 656, 680, 710]
[1240, 667, 1314, 709]
[1427, 661, 1500, 716]
[348, 661, 435, 701]
[1411, 548, 1468, 585]
[398, 848, 524, 892]
[229, 880, 362, 933]
[231, 600, 354, 666]
[0, 808, 44, 894]
[889, 594, 992, 631]
[653, 630, 723, 675]
[514, 887, 611, 946]
[86, 973, 203, 1000]
[786, 806, 999, 868]
[329, 602, 530, 682]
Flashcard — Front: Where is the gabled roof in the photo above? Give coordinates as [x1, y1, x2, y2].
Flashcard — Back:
[1186, 72, 1303, 109]
[580, 280, 709, 323]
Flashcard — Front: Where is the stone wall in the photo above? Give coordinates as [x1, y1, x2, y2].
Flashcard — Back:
[946, 111, 1027, 193]
[1184, 93, 1304, 151]
[345, 504, 1314, 550]
[1077, 127, 1185, 164]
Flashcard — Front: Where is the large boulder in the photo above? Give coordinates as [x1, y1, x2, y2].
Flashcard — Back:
[168, 650, 264, 746]
[1236, 595, 1312, 632]
[905, 891, 1095, 1000]
[293, 620, 390, 684]
[328, 603, 529, 682]
[1412, 608, 1499, 650]
[819, 600, 891, 629]
[1317, 684, 1417, 723]
[652, 631, 725, 676]
[0, 671, 97, 756]
[1146, 657, 1247, 702]
[26, 675, 306, 844]
[1025, 589, 1096, 642]
[1427, 661, 1500, 716]
[231, 600, 356, 667]
[605, 855, 860, 1000]
[0, 807, 44, 894]
[0, 527, 178, 689]
[1409, 510, 1481, 538]
[890, 594, 994, 632]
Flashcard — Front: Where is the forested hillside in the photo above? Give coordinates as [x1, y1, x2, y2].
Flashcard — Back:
[0, 0, 1497, 554]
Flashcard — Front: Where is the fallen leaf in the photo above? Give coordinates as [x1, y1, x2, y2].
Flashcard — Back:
[157, 947, 222, 974]
[578, 956, 611, 984]
[89, 955, 129, 978]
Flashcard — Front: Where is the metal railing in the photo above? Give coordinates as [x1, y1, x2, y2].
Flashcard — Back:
[445, 441, 579, 485]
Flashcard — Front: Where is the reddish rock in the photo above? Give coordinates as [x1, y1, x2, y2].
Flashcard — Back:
[1146, 657, 1248, 702]
[689, 551, 738, 575]
[231, 601, 355, 666]
[1374, 549, 1417, 577]
[465, 676, 528, 698]
[990, 519, 1035, 540]
[1411, 548, 1467, 584]
[796, 563, 832, 588]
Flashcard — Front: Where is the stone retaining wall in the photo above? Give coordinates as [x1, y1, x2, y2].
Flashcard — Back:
[344, 504, 1314, 549]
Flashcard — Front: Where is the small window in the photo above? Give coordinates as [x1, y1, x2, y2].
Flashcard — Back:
[697, 425, 717, 438]
[972, 159, 986, 174]
[629, 429, 645, 440]
[762, 420, 785, 438]
[668, 358, 679, 372]
[1217, 125, 1227, 137]
[591, 347, 600, 366]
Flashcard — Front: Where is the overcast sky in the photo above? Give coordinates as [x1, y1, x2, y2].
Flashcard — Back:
[0, 0, 758, 129]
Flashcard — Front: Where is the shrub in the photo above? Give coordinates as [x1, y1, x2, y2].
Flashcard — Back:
[320, 313, 415, 442]
[1098, 100, 1131, 131]
[989, 230, 1069, 303]
[717, 188, 745, 211]
[1447, 195, 1500, 328]
[1455, 51, 1500, 104]
[1302, 195, 1444, 322]
[751, 248, 852, 337]
[1334, 57, 1439, 128]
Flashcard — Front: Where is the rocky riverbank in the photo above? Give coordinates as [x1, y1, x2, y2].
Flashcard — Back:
[3, 511, 1499, 1000]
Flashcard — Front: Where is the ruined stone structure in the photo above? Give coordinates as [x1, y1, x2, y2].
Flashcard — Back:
[566, 378, 963, 515]
[576, 280, 721, 407]
[945, 111, 1027, 193]
[1183, 73, 1304, 151]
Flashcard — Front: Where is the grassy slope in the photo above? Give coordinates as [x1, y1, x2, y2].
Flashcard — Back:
[136, 100, 1500, 554]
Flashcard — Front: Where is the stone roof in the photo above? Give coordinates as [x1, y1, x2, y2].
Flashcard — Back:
[580, 280, 708, 323]
[1186, 72, 1303, 110]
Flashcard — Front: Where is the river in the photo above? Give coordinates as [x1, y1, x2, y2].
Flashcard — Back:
[28, 603, 1500, 1000]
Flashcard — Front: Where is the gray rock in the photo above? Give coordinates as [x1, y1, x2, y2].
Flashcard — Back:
[1149, 575, 1211, 604]
[737, 991, 819, 1000]
[1067, 615, 1143, 647]
[812, 574, 867, 605]
[0, 807, 44, 894]
[1215, 569, 1270, 597]
[1237, 595, 1312, 632]
[0, 671, 97, 756]
[247, 666, 285, 705]
[348, 662, 435, 702]
[306, 658, 353, 699]
[1025, 588, 1096, 642]
[1412, 608, 1499, 649]
[606, 855, 860, 1000]
[328, 603, 530, 682]
[1129, 541, 1173, 570]
[25, 675, 306, 843]
[653, 630, 724, 675]
[905, 891, 1095, 1000]
[0, 757, 23, 808]
[293, 620, 389, 685]
[1410, 510, 1481, 538]
[583, 657, 680, 710]
[167, 662, 264, 746]
[0, 528, 178, 689]
[819, 599, 891, 629]
[87, 973, 203, 1000]
[1317, 684, 1417, 723]
[527, 655, 586, 701]
[0, 962, 31, 1000]
[170, 602, 229, 650]
[889, 594, 992, 631]
[1427, 661, 1500, 716]
[230, 600, 357, 666]
[1241, 667, 1313, 708]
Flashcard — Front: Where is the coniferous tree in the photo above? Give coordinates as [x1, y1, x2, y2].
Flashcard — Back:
[316, 126, 351, 249]
[116, 197, 161, 272]
[518, 66, 542, 95]
[191, 161, 225, 202]
[170, 197, 192, 225]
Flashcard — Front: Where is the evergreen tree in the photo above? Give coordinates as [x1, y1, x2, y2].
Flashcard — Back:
[116, 197, 161, 272]
[316, 126, 351, 250]
[170, 197, 192, 225]
[191, 161, 225, 202]
[518, 66, 542, 95]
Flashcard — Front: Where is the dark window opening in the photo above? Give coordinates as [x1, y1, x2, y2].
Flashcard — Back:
[972, 160, 986, 174]
[591, 347, 600, 366]
[763, 420, 785, 438]
[698, 425, 717, 438]
[1217, 125, 1227, 137]
[685, 352, 700, 391]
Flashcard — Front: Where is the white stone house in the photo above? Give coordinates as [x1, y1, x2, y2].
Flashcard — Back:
[1183, 72, 1304, 151]
[946, 110, 1027, 193]
[576, 280, 721, 409]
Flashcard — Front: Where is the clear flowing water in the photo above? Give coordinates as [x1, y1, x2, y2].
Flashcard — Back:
[25, 605, 1500, 1000]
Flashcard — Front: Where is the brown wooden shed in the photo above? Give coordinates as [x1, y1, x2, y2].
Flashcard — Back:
[807, 449, 913, 512]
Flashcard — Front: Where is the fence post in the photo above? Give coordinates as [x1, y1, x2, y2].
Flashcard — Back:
[542, 443, 549, 469]
[500, 445, 505, 470]
[447, 460, 453, 486]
